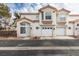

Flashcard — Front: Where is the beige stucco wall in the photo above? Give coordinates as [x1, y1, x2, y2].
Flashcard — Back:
[68, 16, 79, 36]
[66, 23, 74, 35]
[31, 23, 41, 37]
[21, 14, 39, 20]
[68, 16, 79, 21]
[74, 22, 79, 36]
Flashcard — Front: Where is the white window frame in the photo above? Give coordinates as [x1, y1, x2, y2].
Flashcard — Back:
[45, 12, 52, 20]
[20, 22, 30, 36]
[59, 15, 66, 21]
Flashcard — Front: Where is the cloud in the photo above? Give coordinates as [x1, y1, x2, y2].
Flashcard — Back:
[6, 3, 79, 14]
[64, 3, 79, 14]
[7, 3, 39, 12]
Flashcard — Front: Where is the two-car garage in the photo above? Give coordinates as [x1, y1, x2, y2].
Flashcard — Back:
[41, 26, 66, 36]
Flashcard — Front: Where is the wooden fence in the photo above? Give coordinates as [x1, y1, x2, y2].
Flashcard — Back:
[0, 30, 17, 37]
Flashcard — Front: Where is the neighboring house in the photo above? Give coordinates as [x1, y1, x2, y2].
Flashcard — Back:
[16, 5, 79, 39]
[72, 19, 79, 37]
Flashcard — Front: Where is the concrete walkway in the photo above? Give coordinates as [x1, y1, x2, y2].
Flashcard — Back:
[0, 46, 79, 50]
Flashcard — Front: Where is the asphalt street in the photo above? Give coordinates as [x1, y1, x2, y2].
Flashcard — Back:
[0, 40, 78, 56]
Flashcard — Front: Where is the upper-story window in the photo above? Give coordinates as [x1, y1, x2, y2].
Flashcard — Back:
[59, 15, 66, 20]
[36, 15, 39, 19]
[45, 12, 52, 20]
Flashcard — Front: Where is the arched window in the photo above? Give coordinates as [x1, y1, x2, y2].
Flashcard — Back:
[20, 22, 30, 34]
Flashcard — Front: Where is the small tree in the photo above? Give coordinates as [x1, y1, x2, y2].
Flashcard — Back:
[10, 12, 21, 28]
[14, 12, 21, 19]
[0, 3, 11, 30]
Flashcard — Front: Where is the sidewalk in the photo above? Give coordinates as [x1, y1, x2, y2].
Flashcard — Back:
[0, 46, 79, 50]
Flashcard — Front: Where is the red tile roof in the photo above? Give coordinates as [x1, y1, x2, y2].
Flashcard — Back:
[70, 14, 79, 16]
[17, 17, 39, 23]
[39, 5, 58, 12]
[20, 13, 39, 15]
[59, 8, 70, 13]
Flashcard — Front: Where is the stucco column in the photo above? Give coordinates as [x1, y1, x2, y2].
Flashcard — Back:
[66, 15, 69, 36]
[53, 12, 57, 36]
[17, 22, 20, 38]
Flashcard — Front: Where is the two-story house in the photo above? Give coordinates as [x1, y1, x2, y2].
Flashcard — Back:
[16, 5, 79, 39]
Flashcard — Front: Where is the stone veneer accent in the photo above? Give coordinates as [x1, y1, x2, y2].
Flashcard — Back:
[42, 21, 52, 24]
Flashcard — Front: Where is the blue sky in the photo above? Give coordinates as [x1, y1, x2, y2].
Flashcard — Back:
[6, 3, 79, 14]
[7, 3, 39, 12]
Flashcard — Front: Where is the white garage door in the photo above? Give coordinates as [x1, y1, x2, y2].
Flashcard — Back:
[56, 28, 65, 36]
[41, 27, 53, 36]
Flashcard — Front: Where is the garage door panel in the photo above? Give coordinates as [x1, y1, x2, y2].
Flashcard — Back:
[42, 29, 52, 36]
[56, 28, 65, 36]
[41, 27, 53, 36]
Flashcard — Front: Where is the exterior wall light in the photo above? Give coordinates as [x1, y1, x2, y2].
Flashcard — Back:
[30, 27, 32, 29]
[53, 28, 55, 30]
[36, 27, 39, 29]
[68, 27, 71, 29]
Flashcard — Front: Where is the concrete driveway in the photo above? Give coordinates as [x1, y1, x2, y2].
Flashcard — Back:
[53, 36, 77, 40]
[0, 36, 77, 40]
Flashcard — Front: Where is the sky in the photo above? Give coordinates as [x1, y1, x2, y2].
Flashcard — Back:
[6, 3, 79, 14]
